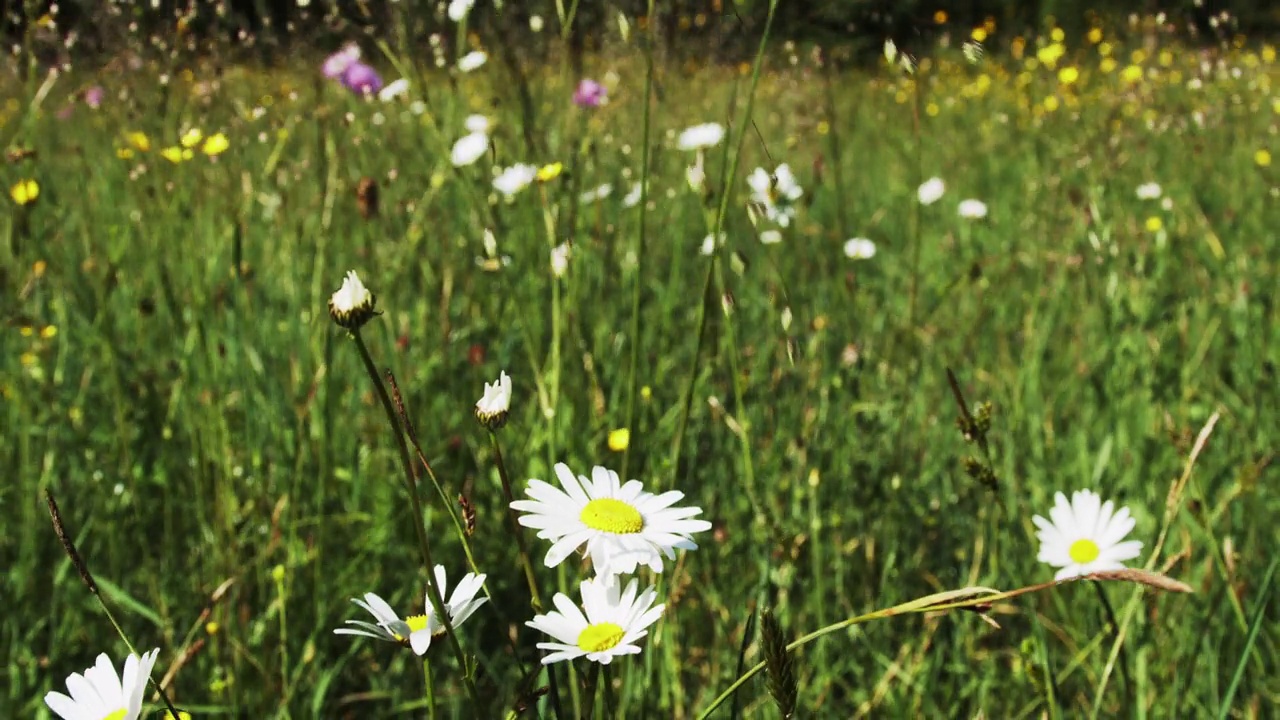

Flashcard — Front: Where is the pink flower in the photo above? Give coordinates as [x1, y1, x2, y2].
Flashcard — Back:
[323, 43, 361, 79]
[573, 79, 607, 108]
[83, 85, 105, 109]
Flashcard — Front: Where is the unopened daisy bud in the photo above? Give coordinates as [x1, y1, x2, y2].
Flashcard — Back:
[328, 270, 378, 331]
[475, 370, 512, 429]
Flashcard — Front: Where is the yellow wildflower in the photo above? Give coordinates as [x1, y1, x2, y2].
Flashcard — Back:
[180, 128, 204, 148]
[1036, 42, 1065, 68]
[607, 428, 630, 452]
[933, 10, 947, 24]
[971, 27, 987, 43]
[1256, 149, 1272, 167]
[202, 132, 230, 156]
[1121, 65, 1143, 83]
[1145, 216, 1163, 232]
[1050, 27, 1064, 43]
[161, 146, 193, 163]
[1087, 27, 1103, 44]
[536, 162, 563, 182]
[116, 148, 135, 160]
[10, 179, 39, 205]
[1058, 66, 1079, 85]
[126, 132, 151, 152]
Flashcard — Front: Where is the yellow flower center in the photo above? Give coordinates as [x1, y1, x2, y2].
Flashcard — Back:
[402, 613, 428, 641]
[580, 498, 643, 534]
[577, 622, 625, 653]
[103, 710, 128, 720]
[1069, 539, 1101, 565]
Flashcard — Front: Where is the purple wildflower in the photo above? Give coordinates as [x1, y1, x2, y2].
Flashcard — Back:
[573, 79, 607, 108]
[83, 85, 105, 109]
[341, 62, 384, 96]
[323, 43, 361, 79]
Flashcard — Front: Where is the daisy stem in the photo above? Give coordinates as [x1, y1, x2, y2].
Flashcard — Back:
[1089, 580, 1133, 708]
[423, 657, 436, 720]
[581, 661, 602, 720]
[489, 430, 544, 610]
[349, 330, 482, 714]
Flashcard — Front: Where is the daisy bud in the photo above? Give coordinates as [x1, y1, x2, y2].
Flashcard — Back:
[475, 370, 512, 430]
[328, 270, 378, 331]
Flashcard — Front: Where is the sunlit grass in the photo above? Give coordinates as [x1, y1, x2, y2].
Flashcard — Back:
[3, 8, 1277, 717]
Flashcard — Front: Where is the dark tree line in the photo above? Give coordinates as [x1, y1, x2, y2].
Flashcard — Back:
[2, 0, 1276, 64]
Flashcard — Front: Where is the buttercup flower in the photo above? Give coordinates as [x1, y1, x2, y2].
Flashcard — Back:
[607, 428, 630, 452]
[457, 51, 488, 73]
[917, 177, 945, 205]
[451, 132, 489, 167]
[511, 462, 712, 577]
[526, 576, 664, 665]
[747, 164, 803, 227]
[537, 162, 564, 182]
[328, 270, 378, 330]
[10, 179, 39, 206]
[1032, 489, 1143, 581]
[45, 648, 160, 720]
[334, 566, 488, 655]
[475, 370, 512, 429]
[573, 79, 607, 108]
[201, 133, 230, 157]
[843, 237, 876, 259]
[958, 199, 988, 219]
[677, 122, 725, 151]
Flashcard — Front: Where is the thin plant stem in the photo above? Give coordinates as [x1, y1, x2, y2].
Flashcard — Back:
[620, 0, 657, 484]
[1090, 580, 1133, 708]
[349, 330, 482, 714]
[581, 661, 602, 720]
[424, 657, 436, 720]
[490, 431, 544, 611]
[44, 490, 184, 718]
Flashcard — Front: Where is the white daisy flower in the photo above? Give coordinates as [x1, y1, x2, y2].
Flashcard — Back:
[457, 51, 487, 73]
[378, 78, 410, 103]
[686, 151, 707, 193]
[579, 183, 613, 204]
[45, 648, 160, 720]
[526, 576, 664, 665]
[451, 132, 489, 167]
[917, 177, 945, 205]
[475, 370, 512, 429]
[843, 237, 876, 259]
[550, 243, 571, 278]
[511, 463, 712, 577]
[1032, 490, 1143, 581]
[700, 232, 725, 256]
[328, 270, 378, 330]
[747, 164, 804, 227]
[448, 0, 475, 22]
[493, 163, 537, 198]
[759, 229, 783, 245]
[676, 122, 725, 151]
[464, 114, 490, 134]
[334, 566, 488, 655]
[958, 198, 988, 219]
[622, 182, 645, 208]
[1135, 182, 1162, 200]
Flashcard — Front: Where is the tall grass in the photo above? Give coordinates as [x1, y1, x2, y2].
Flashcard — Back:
[2, 8, 1277, 718]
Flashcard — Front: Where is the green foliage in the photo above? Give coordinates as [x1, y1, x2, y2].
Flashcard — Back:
[2, 11, 1278, 718]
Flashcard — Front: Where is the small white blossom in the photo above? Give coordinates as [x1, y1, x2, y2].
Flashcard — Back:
[457, 51, 487, 73]
[475, 370, 512, 428]
[917, 177, 945, 205]
[451, 132, 489, 167]
[958, 199, 988, 219]
[843, 237, 877, 259]
[676, 123, 725, 151]
[493, 163, 537, 198]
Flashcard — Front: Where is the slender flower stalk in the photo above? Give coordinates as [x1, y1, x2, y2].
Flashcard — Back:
[489, 431, 543, 610]
[330, 273, 481, 712]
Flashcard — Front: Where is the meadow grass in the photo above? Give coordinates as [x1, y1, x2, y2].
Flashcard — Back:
[2, 10, 1278, 719]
